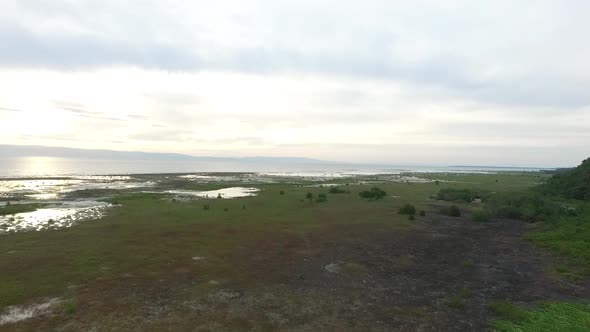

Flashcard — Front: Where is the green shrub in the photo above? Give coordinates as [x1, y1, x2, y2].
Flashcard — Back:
[203, 204, 210, 210]
[328, 187, 347, 194]
[359, 187, 387, 200]
[316, 193, 328, 203]
[436, 188, 490, 202]
[441, 205, 461, 217]
[419, 210, 426, 216]
[486, 192, 564, 222]
[408, 214, 415, 221]
[541, 157, 590, 200]
[471, 209, 490, 222]
[279, 190, 285, 195]
[306, 192, 313, 202]
[398, 203, 416, 215]
[63, 300, 77, 314]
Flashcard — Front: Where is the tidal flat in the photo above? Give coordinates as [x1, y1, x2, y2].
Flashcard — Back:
[1, 171, 588, 331]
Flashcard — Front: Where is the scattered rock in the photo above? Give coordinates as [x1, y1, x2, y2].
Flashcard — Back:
[266, 312, 289, 327]
[192, 256, 206, 261]
[324, 263, 341, 274]
[208, 289, 242, 303]
[208, 280, 220, 285]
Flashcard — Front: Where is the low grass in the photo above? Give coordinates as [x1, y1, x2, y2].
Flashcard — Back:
[0, 181, 427, 309]
[528, 206, 590, 275]
[0, 173, 545, 313]
[444, 287, 473, 309]
[490, 301, 590, 331]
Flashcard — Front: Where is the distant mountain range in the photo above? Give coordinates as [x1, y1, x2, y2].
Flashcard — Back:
[0, 144, 329, 164]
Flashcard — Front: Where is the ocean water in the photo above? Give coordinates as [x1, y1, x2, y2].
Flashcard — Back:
[0, 156, 551, 178]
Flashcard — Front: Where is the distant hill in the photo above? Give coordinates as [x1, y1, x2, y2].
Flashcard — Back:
[0, 144, 329, 164]
[543, 157, 590, 200]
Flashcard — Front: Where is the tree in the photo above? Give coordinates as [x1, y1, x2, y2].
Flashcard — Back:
[359, 187, 387, 200]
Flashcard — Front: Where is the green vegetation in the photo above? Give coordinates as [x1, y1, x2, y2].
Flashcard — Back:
[398, 203, 416, 215]
[328, 186, 347, 194]
[542, 157, 590, 200]
[436, 188, 490, 202]
[0, 182, 416, 310]
[486, 192, 569, 222]
[440, 205, 461, 217]
[471, 209, 490, 222]
[444, 287, 472, 309]
[528, 211, 590, 275]
[316, 193, 328, 203]
[62, 299, 78, 314]
[491, 302, 590, 331]
[358, 187, 386, 200]
[1, 169, 588, 330]
[488, 300, 528, 322]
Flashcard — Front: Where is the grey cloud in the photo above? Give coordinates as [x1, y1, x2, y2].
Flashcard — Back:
[2, 1, 590, 110]
[0, 23, 201, 70]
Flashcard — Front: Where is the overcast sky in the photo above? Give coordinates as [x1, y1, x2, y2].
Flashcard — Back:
[1, 0, 589, 166]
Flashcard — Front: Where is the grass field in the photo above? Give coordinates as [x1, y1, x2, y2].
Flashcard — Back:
[1, 172, 588, 331]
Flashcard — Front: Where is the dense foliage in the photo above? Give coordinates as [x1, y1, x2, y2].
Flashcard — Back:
[542, 158, 590, 200]
[435, 188, 490, 202]
[440, 205, 461, 217]
[485, 192, 571, 222]
[328, 187, 347, 194]
[359, 187, 387, 200]
[398, 203, 416, 215]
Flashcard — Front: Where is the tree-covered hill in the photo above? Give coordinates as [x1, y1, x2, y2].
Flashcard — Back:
[543, 158, 590, 200]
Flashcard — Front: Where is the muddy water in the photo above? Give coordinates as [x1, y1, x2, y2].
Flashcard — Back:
[166, 187, 260, 199]
[0, 200, 112, 234]
[0, 177, 154, 201]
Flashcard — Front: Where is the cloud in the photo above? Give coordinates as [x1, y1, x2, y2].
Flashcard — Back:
[1, 1, 590, 108]
[1, 1, 589, 165]
[0, 107, 23, 112]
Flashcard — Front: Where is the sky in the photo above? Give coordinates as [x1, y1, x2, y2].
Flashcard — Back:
[1, 0, 589, 167]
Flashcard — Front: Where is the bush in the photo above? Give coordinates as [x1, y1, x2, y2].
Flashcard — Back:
[436, 188, 490, 203]
[541, 157, 590, 200]
[316, 193, 328, 203]
[306, 192, 313, 201]
[486, 192, 564, 222]
[279, 190, 285, 195]
[419, 210, 426, 216]
[359, 187, 387, 200]
[408, 214, 415, 221]
[398, 203, 416, 215]
[471, 209, 490, 222]
[203, 204, 210, 210]
[441, 205, 461, 217]
[328, 187, 347, 194]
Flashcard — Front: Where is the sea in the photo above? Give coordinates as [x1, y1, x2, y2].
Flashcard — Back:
[0, 156, 553, 178]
